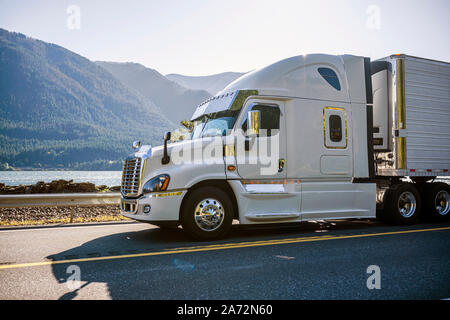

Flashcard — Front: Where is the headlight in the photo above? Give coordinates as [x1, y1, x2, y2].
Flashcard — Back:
[142, 174, 170, 193]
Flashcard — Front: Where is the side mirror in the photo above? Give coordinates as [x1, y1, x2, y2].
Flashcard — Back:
[162, 132, 171, 165]
[248, 110, 260, 136]
[132, 140, 141, 150]
[164, 131, 171, 142]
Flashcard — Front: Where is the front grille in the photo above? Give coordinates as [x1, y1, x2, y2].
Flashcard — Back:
[121, 158, 142, 196]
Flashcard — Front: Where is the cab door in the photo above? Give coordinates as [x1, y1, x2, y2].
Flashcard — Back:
[235, 99, 287, 180]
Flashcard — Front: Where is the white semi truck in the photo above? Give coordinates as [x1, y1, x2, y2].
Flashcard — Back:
[120, 54, 450, 240]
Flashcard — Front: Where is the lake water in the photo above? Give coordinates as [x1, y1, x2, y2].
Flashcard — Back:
[0, 171, 122, 187]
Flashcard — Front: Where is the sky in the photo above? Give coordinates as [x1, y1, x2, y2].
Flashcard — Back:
[0, 0, 449, 76]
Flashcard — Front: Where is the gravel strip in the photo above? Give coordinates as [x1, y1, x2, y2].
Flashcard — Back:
[0, 205, 123, 224]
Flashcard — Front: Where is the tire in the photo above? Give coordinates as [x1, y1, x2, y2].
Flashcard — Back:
[181, 186, 234, 240]
[423, 182, 450, 221]
[383, 183, 421, 225]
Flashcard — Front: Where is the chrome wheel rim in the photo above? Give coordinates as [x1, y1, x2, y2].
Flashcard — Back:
[435, 190, 450, 216]
[398, 191, 417, 218]
[194, 198, 225, 232]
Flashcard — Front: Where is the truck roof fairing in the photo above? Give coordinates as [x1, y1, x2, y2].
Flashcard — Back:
[190, 53, 370, 121]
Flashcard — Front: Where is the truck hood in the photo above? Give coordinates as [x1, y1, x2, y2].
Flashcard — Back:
[134, 139, 193, 160]
[135, 138, 226, 190]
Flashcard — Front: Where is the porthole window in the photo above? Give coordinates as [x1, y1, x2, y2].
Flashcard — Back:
[318, 67, 341, 91]
[329, 115, 342, 142]
[324, 107, 347, 149]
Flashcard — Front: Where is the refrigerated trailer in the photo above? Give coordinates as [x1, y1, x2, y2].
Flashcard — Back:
[120, 53, 450, 240]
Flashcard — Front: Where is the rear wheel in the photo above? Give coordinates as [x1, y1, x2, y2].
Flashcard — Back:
[384, 183, 421, 225]
[424, 183, 450, 221]
[181, 186, 233, 240]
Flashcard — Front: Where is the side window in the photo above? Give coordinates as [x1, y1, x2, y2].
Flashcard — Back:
[318, 67, 341, 91]
[324, 107, 347, 149]
[329, 115, 342, 142]
[242, 104, 280, 136]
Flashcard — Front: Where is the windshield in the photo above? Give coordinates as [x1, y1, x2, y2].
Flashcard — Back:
[191, 110, 239, 139]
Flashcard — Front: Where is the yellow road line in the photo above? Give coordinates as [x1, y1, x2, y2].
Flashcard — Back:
[164, 234, 337, 251]
[1, 226, 449, 270]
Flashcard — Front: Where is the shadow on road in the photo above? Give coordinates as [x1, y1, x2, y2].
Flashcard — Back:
[45, 219, 405, 299]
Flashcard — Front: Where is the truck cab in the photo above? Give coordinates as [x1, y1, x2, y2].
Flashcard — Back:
[120, 53, 450, 240]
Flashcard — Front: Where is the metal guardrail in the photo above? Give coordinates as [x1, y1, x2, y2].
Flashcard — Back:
[0, 193, 121, 208]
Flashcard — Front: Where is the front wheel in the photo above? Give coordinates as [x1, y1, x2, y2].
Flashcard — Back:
[181, 186, 234, 240]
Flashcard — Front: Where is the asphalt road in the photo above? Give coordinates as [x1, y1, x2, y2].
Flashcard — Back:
[0, 219, 449, 300]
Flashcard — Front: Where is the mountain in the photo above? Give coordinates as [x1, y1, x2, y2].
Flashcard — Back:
[96, 62, 211, 124]
[166, 72, 246, 95]
[0, 28, 173, 170]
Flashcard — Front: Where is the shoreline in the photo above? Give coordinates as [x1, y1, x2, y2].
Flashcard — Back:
[0, 179, 121, 194]
[0, 179, 124, 226]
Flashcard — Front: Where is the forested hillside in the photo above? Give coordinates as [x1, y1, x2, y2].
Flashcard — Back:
[0, 29, 173, 170]
[96, 61, 211, 124]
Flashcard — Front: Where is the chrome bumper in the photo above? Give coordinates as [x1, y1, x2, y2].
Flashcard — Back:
[120, 190, 187, 222]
